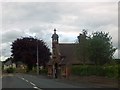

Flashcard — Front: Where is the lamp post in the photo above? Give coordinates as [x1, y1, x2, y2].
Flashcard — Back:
[36, 39, 39, 75]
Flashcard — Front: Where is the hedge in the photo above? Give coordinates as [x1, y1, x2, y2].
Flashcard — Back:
[39, 68, 48, 75]
[6, 67, 15, 73]
[71, 64, 119, 79]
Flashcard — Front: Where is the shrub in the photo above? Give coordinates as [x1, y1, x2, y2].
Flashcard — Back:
[6, 67, 15, 73]
[39, 68, 48, 75]
[104, 65, 119, 78]
[71, 64, 119, 79]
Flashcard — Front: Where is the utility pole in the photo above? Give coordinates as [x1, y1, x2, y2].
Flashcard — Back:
[36, 39, 39, 75]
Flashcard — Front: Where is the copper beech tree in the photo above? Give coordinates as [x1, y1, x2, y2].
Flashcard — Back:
[11, 37, 51, 71]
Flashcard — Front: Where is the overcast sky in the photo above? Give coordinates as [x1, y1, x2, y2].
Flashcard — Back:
[1, 0, 120, 61]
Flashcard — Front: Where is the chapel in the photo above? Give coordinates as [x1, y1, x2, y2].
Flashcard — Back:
[47, 29, 81, 78]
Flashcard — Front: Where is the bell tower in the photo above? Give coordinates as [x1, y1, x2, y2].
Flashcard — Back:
[52, 29, 59, 43]
[51, 29, 59, 61]
[51, 29, 59, 78]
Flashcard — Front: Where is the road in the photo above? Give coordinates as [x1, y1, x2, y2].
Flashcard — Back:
[1, 73, 119, 90]
[2, 73, 82, 89]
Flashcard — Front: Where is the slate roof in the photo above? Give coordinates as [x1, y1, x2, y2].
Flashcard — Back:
[47, 43, 81, 65]
[59, 43, 80, 65]
[47, 42, 95, 66]
[3, 59, 12, 66]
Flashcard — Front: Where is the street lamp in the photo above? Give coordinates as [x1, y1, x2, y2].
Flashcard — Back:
[36, 38, 39, 75]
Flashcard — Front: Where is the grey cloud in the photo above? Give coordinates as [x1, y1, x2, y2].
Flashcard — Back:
[1, 2, 118, 59]
[2, 2, 61, 25]
[2, 30, 25, 43]
[118, 40, 120, 50]
[118, 49, 120, 59]
[51, 2, 118, 37]
[28, 26, 49, 33]
[3, 2, 117, 32]
[1, 43, 12, 57]
[28, 26, 52, 38]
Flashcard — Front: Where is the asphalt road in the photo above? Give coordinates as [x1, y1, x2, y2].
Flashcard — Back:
[1, 73, 119, 90]
[2, 73, 82, 89]
[2, 74, 34, 88]
[2, 74, 91, 90]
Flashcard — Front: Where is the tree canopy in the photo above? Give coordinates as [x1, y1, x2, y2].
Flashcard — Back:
[88, 32, 116, 65]
[76, 31, 116, 65]
[11, 37, 51, 70]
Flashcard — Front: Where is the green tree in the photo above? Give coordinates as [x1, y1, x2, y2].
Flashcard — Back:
[88, 31, 116, 65]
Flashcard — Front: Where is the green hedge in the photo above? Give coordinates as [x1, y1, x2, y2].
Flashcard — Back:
[71, 64, 119, 79]
[6, 67, 15, 73]
[104, 65, 119, 78]
[39, 68, 48, 75]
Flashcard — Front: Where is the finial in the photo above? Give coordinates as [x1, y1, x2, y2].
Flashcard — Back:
[54, 28, 56, 33]
[52, 28, 59, 42]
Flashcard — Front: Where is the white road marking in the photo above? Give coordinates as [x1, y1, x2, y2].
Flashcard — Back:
[25, 80, 29, 82]
[21, 77, 25, 80]
[19, 76, 42, 90]
[33, 86, 38, 89]
[33, 86, 42, 90]
[30, 82, 35, 86]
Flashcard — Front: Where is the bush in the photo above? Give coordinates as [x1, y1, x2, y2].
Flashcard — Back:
[72, 65, 106, 76]
[104, 65, 119, 78]
[39, 68, 48, 75]
[6, 67, 15, 73]
[71, 64, 119, 79]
